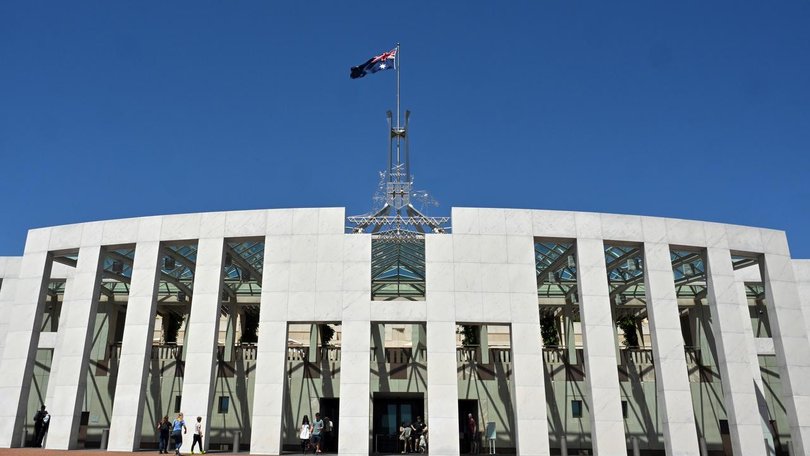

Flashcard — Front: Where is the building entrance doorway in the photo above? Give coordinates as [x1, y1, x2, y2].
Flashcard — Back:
[319, 398, 339, 453]
[372, 393, 424, 454]
[458, 399, 479, 454]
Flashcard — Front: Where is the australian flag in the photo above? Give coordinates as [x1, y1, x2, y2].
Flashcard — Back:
[350, 48, 397, 79]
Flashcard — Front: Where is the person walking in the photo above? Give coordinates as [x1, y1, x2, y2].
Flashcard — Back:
[299, 415, 312, 454]
[191, 416, 205, 454]
[171, 413, 187, 456]
[157, 416, 171, 454]
[311, 413, 324, 453]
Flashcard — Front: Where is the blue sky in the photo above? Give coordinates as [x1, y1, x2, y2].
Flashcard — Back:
[1, 1, 808, 257]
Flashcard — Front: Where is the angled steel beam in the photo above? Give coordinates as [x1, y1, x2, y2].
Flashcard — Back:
[225, 245, 263, 287]
[52, 256, 78, 268]
[163, 247, 196, 275]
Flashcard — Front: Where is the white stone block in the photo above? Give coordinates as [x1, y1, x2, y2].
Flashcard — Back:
[479, 235, 508, 264]
[343, 234, 371, 263]
[504, 209, 533, 236]
[317, 234, 344, 263]
[24, 228, 51, 254]
[454, 291, 483, 322]
[318, 207, 345, 234]
[575, 212, 602, 239]
[452, 208, 480, 235]
[265, 209, 294, 235]
[292, 209, 320, 235]
[531, 210, 576, 238]
[665, 218, 706, 247]
[600, 214, 643, 242]
[478, 208, 507, 235]
[224, 210, 266, 237]
[724, 225, 763, 253]
[48, 224, 83, 251]
[425, 291, 455, 322]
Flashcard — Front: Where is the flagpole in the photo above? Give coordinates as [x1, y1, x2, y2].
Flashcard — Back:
[396, 42, 401, 130]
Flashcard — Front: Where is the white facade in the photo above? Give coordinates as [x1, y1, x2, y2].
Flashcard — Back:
[0, 207, 809, 455]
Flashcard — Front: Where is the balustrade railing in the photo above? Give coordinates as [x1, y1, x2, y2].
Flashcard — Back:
[456, 347, 512, 364]
[623, 348, 654, 365]
[287, 346, 342, 362]
[369, 347, 425, 363]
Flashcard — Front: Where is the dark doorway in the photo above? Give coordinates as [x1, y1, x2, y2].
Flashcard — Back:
[458, 400, 479, 454]
[319, 398, 340, 453]
[372, 393, 424, 454]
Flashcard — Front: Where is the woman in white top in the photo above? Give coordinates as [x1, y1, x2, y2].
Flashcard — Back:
[191, 416, 205, 454]
[299, 415, 312, 454]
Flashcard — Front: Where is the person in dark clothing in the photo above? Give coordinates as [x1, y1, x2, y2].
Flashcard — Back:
[32, 405, 47, 447]
[410, 416, 425, 453]
[465, 413, 478, 454]
[157, 416, 171, 454]
[321, 416, 333, 453]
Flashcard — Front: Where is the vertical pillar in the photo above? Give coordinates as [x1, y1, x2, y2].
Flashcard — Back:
[479, 325, 489, 364]
[224, 304, 239, 362]
[704, 247, 767, 456]
[0, 246, 52, 448]
[44, 245, 104, 449]
[576, 238, 626, 455]
[642, 242, 700, 455]
[512, 313, 552, 456]
[0, 259, 21, 369]
[732, 264, 775, 453]
[179, 237, 225, 453]
[338, 320, 371, 456]
[563, 300, 577, 363]
[107, 241, 161, 451]
[426, 320, 459, 455]
[249, 232, 289, 455]
[411, 323, 426, 362]
[310, 324, 320, 363]
[761, 252, 810, 455]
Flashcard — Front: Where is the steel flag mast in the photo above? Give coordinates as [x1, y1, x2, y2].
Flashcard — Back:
[348, 43, 449, 238]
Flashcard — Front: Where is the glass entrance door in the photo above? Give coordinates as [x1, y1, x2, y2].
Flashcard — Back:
[372, 394, 424, 454]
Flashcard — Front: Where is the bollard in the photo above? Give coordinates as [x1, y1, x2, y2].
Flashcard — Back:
[631, 436, 640, 456]
[232, 430, 240, 453]
[100, 429, 109, 450]
[560, 438, 567, 456]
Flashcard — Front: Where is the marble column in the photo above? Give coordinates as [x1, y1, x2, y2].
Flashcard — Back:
[576, 238, 626, 455]
[179, 237, 225, 453]
[107, 241, 161, 451]
[0, 242, 52, 448]
[426, 320, 460, 455]
[509, 235, 551, 456]
[250, 232, 291, 455]
[761, 251, 810, 455]
[249, 312, 287, 455]
[704, 247, 766, 455]
[44, 245, 104, 449]
[0, 258, 21, 369]
[642, 242, 700, 455]
[338, 319, 372, 456]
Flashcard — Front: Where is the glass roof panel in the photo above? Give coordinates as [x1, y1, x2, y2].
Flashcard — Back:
[535, 241, 577, 297]
[372, 237, 425, 300]
[670, 250, 706, 298]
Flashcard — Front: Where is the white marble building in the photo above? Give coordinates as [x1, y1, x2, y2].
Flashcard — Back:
[0, 207, 809, 456]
